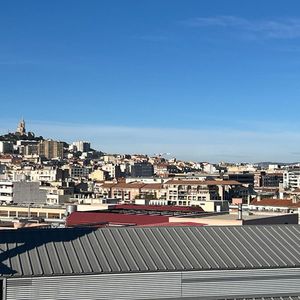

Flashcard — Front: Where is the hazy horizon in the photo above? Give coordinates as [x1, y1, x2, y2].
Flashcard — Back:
[1, 118, 300, 163]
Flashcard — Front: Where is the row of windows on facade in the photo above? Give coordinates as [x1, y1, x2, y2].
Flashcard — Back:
[0, 210, 61, 218]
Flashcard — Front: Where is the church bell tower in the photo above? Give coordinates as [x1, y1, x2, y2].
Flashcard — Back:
[16, 118, 26, 135]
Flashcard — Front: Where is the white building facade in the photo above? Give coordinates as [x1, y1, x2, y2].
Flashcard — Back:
[73, 141, 91, 152]
[283, 170, 300, 189]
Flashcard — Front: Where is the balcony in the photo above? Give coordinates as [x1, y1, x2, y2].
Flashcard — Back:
[0, 187, 13, 194]
[0, 195, 13, 202]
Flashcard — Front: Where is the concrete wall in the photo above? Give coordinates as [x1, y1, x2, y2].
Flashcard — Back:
[5, 268, 300, 300]
[13, 182, 47, 204]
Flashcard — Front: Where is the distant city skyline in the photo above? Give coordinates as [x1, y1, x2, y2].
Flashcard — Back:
[1, 118, 300, 163]
[1, 1, 300, 161]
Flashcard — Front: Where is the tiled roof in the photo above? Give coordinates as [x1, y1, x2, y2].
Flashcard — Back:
[1, 225, 300, 278]
[165, 180, 242, 186]
[114, 204, 204, 213]
[99, 182, 117, 188]
[289, 202, 300, 208]
[140, 183, 163, 190]
[250, 198, 297, 207]
[112, 182, 146, 189]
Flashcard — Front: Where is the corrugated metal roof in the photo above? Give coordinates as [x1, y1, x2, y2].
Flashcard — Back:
[1, 225, 300, 278]
[168, 297, 300, 300]
[223, 297, 300, 300]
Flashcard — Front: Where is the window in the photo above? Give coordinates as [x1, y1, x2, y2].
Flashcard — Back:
[48, 213, 60, 219]
[9, 211, 16, 217]
[18, 211, 29, 217]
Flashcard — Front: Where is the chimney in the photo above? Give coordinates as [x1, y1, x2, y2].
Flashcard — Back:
[238, 203, 243, 220]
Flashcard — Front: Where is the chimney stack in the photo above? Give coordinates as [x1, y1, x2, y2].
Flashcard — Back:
[238, 203, 243, 220]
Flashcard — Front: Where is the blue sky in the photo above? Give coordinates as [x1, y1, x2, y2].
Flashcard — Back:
[1, 0, 300, 162]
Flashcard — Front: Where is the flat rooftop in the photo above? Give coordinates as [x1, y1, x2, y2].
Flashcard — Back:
[170, 212, 298, 225]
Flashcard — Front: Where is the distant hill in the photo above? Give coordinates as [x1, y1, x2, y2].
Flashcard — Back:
[0, 132, 44, 143]
[256, 162, 300, 167]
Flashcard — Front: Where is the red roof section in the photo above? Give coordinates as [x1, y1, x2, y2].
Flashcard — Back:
[140, 183, 163, 190]
[165, 180, 241, 186]
[113, 182, 146, 189]
[100, 183, 117, 188]
[250, 198, 296, 207]
[114, 204, 204, 213]
[66, 212, 169, 227]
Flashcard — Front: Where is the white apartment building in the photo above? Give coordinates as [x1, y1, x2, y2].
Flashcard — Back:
[101, 163, 117, 178]
[283, 170, 300, 189]
[103, 155, 118, 163]
[31, 168, 60, 182]
[11, 167, 64, 183]
[165, 181, 219, 206]
[0, 181, 47, 204]
[42, 186, 73, 205]
[72, 141, 90, 152]
[164, 179, 244, 206]
[202, 163, 217, 174]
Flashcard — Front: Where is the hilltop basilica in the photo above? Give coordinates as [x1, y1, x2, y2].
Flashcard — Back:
[0, 119, 40, 141]
[16, 118, 26, 135]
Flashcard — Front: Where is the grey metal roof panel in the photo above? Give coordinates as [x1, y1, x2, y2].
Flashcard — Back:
[145, 297, 300, 300]
[159, 296, 300, 300]
[225, 296, 300, 300]
[1, 225, 300, 277]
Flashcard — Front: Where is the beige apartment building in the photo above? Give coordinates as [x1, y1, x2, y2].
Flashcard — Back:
[95, 179, 246, 211]
[89, 169, 107, 181]
[111, 182, 145, 202]
[38, 140, 64, 159]
[140, 183, 166, 201]
[164, 179, 244, 205]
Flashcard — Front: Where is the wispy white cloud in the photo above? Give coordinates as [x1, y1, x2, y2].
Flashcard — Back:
[184, 16, 300, 39]
[185, 16, 246, 28]
[1, 119, 300, 163]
